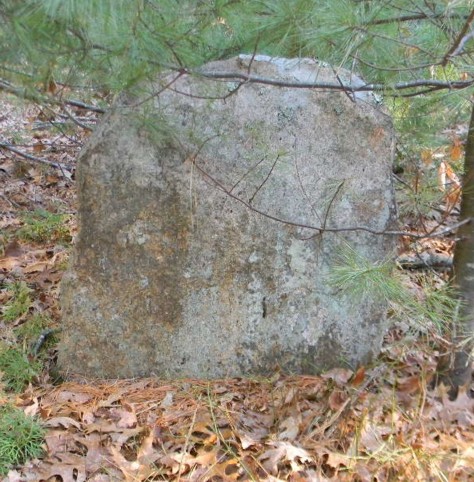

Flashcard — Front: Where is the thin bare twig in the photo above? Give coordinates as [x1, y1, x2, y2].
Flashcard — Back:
[64, 99, 106, 113]
[248, 154, 280, 205]
[332, 67, 356, 103]
[322, 181, 345, 231]
[230, 157, 269, 194]
[194, 69, 473, 94]
[442, 8, 474, 65]
[188, 152, 472, 239]
[0, 193, 21, 208]
[351, 53, 441, 72]
[246, 36, 260, 75]
[131, 70, 186, 108]
[354, 25, 437, 59]
[0, 78, 107, 114]
[293, 138, 323, 227]
[63, 107, 94, 131]
[0, 142, 71, 172]
[368, 12, 468, 26]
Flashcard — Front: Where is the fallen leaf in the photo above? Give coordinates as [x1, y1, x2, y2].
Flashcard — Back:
[44, 429, 78, 454]
[449, 136, 464, 161]
[278, 414, 301, 441]
[108, 405, 137, 428]
[85, 421, 142, 437]
[36, 453, 87, 482]
[259, 441, 312, 475]
[109, 445, 155, 482]
[55, 390, 94, 404]
[137, 428, 161, 465]
[4, 239, 24, 257]
[397, 376, 421, 395]
[0, 256, 20, 270]
[421, 148, 434, 166]
[204, 458, 240, 480]
[4, 470, 23, 482]
[44, 416, 82, 429]
[88, 475, 116, 482]
[351, 366, 366, 387]
[169, 447, 217, 468]
[328, 389, 348, 411]
[438, 160, 461, 209]
[23, 397, 39, 417]
[33, 142, 46, 153]
[238, 431, 262, 449]
[81, 432, 114, 474]
[359, 423, 391, 453]
[23, 261, 49, 273]
[284, 387, 297, 405]
[325, 450, 351, 469]
[321, 368, 353, 386]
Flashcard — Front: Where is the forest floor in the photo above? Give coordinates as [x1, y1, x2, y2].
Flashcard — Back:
[1, 93, 473, 482]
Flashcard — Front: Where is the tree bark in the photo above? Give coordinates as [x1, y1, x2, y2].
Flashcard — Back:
[436, 102, 474, 395]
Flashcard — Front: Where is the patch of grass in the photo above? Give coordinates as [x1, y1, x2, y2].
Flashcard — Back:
[2, 282, 32, 323]
[0, 343, 42, 392]
[17, 209, 71, 244]
[0, 404, 45, 475]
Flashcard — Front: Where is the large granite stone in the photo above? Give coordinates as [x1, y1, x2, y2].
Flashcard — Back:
[59, 55, 397, 378]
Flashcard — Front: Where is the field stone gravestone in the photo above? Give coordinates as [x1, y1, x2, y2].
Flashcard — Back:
[59, 55, 397, 379]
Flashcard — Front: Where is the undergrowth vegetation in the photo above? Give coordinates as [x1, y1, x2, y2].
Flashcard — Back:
[0, 93, 472, 479]
[2, 281, 31, 323]
[17, 209, 71, 244]
[0, 344, 41, 392]
[0, 0, 473, 475]
[0, 405, 45, 476]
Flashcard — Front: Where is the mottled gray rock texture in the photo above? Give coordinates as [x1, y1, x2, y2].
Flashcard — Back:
[59, 55, 397, 379]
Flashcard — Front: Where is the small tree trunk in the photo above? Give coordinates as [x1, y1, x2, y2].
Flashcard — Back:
[436, 102, 474, 395]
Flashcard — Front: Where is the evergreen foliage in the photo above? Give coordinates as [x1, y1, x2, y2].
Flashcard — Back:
[0, 1, 472, 148]
[329, 243, 462, 342]
[0, 2, 471, 85]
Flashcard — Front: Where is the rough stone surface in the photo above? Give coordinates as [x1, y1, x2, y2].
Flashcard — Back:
[60, 55, 397, 379]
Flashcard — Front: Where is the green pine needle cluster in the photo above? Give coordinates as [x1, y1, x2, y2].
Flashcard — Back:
[329, 241, 402, 303]
[0, 405, 44, 475]
[329, 242, 460, 339]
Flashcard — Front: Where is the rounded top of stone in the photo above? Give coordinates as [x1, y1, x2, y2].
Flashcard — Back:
[237, 54, 331, 70]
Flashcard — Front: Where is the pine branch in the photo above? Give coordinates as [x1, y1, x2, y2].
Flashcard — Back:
[368, 12, 469, 26]
[64, 99, 106, 114]
[193, 68, 474, 95]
